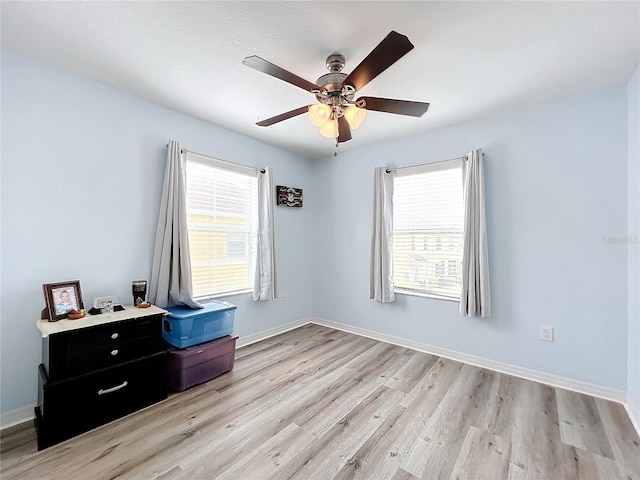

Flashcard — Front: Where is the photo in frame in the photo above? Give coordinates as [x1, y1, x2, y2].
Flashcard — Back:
[43, 280, 84, 322]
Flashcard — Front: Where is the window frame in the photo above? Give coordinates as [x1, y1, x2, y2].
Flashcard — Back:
[185, 152, 259, 300]
[392, 158, 464, 302]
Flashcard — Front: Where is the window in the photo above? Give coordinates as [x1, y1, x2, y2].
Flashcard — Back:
[392, 159, 464, 300]
[185, 155, 258, 298]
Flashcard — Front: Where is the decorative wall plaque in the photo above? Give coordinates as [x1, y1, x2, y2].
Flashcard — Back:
[277, 185, 303, 207]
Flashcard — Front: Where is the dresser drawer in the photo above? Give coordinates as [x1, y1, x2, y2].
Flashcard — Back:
[43, 314, 165, 381]
[66, 316, 159, 353]
[38, 353, 167, 446]
[64, 336, 163, 377]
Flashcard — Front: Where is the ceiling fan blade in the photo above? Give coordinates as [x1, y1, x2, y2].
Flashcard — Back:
[343, 31, 414, 92]
[256, 106, 311, 127]
[338, 116, 352, 143]
[358, 96, 430, 117]
[243, 56, 320, 93]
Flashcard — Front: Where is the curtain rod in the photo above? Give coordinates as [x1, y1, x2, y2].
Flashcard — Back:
[385, 152, 483, 174]
[166, 144, 265, 174]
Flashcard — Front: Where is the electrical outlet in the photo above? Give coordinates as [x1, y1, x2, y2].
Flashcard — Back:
[540, 325, 554, 342]
[282, 294, 288, 305]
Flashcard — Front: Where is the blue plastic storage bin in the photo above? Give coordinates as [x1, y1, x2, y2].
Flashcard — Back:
[162, 301, 236, 348]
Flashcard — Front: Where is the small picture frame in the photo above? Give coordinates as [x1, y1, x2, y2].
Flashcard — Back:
[276, 185, 303, 207]
[43, 280, 84, 322]
[93, 295, 120, 313]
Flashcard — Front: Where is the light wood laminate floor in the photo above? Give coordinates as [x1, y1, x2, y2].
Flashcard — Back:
[1, 324, 639, 480]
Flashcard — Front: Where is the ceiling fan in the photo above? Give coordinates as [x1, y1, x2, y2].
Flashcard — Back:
[242, 31, 430, 145]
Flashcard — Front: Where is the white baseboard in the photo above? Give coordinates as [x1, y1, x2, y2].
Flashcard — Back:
[309, 316, 628, 405]
[1, 405, 34, 430]
[236, 317, 312, 349]
[625, 394, 640, 436]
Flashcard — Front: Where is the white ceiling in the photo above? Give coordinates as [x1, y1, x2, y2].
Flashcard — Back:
[2, 1, 639, 159]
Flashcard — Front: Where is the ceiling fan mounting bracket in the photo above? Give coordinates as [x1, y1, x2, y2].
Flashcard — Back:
[325, 54, 346, 73]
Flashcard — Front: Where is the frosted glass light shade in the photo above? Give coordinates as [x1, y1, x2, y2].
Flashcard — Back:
[308, 104, 332, 127]
[320, 118, 339, 138]
[344, 106, 367, 129]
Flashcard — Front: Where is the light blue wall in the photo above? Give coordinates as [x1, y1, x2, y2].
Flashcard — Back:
[1, 47, 635, 416]
[310, 85, 630, 390]
[0, 50, 315, 414]
[628, 62, 640, 411]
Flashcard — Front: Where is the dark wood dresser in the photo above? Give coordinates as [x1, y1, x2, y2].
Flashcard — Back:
[35, 306, 169, 450]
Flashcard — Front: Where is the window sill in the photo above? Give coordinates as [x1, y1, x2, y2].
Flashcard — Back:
[394, 289, 460, 303]
[195, 289, 253, 302]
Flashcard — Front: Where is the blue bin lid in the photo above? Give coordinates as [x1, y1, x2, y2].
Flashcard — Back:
[166, 301, 236, 319]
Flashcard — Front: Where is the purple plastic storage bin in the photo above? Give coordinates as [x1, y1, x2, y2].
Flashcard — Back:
[167, 333, 238, 392]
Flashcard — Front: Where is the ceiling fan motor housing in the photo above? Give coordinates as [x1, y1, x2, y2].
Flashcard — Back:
[315, 54, 355, 104]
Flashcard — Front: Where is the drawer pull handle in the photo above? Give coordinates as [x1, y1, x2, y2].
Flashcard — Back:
[98, 381, 128, 395]
[111, 333, 119, 340]
[110, 349, 119, 356]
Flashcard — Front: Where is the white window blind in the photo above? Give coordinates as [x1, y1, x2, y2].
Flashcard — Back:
[392, 159, 464, 299]
[185, 157, 258, 298]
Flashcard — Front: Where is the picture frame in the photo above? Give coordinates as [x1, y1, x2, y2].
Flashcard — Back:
[43, 280, 84, 322]
[93, 295, 121, 313]
[276, 185, 303, 207]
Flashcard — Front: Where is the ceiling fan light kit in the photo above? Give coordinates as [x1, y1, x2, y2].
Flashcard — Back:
[242, 30, 430, 149]
[308, 103, 331, 127]
[344, 105, 366, 130]
[319, 117, 339, 138]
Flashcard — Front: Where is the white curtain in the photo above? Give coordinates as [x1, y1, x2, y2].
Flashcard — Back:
[253, 167, 277, 301]
[149, 140, 202, 309]
[460, 148, 491, 317]
[370, 167, 395, 303]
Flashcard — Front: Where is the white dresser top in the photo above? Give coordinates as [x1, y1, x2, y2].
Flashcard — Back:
[36, 305, 168, 338]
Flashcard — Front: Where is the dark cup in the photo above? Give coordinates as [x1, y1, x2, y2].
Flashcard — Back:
[132, 280, 147, 306]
